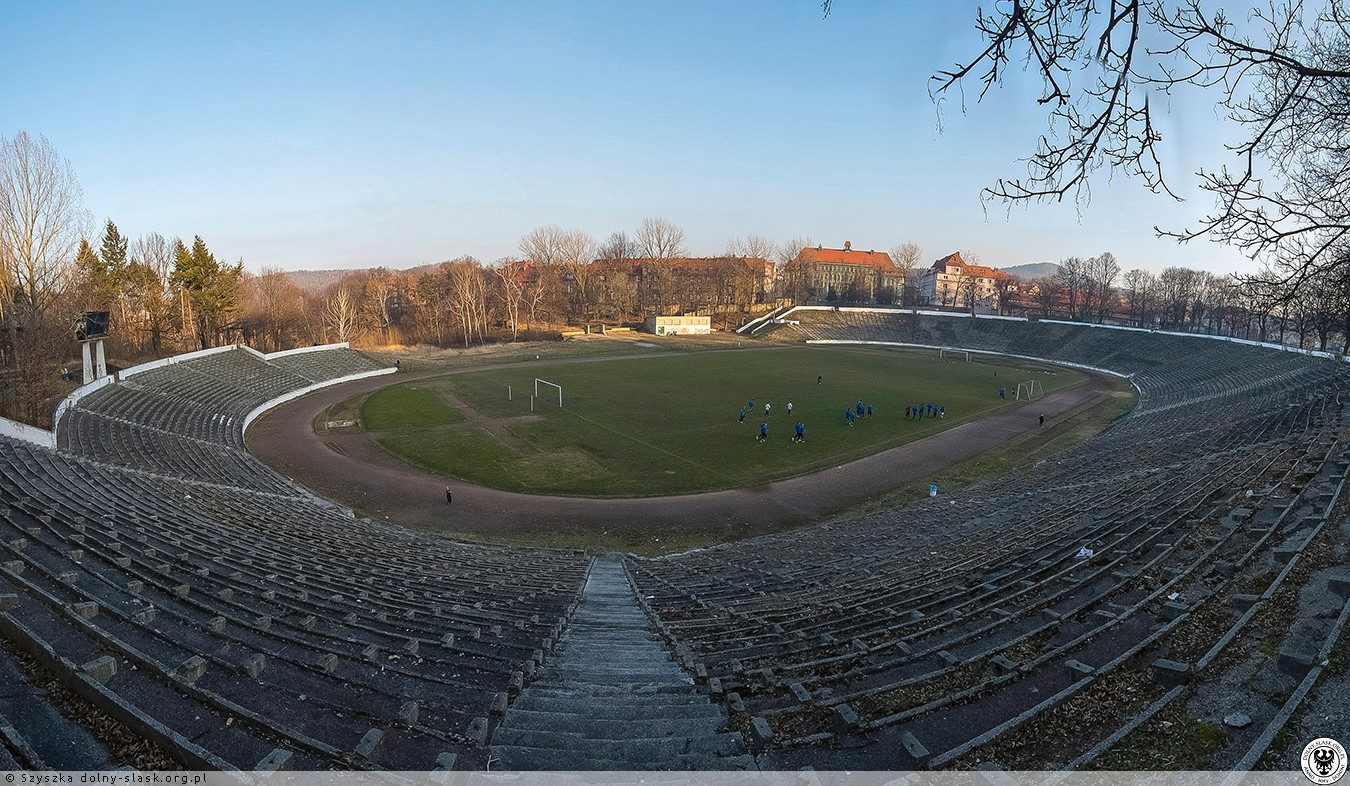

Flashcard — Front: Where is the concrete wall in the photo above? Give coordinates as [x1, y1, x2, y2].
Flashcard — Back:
[241, 366, 397, 436]
[265, 342, 351, 360]
[0, 416, 56, 449]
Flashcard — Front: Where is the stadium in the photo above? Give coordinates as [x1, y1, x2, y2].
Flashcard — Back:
[0, 305, 1343, 772]
[6, 1, 1350, 778]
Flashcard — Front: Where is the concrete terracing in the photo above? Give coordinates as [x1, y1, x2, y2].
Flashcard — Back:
[489, 554, 753, 770]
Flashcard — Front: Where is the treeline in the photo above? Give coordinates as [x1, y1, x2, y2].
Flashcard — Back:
[305, 220, 777, 347]
[1015, 256, 1350, 352]
[5, 129, 1347, 425]
[64, 217, 783, 365]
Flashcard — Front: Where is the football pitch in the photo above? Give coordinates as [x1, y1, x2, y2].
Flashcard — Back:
[354, 345, 1084, 497]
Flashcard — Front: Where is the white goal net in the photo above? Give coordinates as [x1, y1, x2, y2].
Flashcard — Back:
[940, 348, 970, 362]
[1015, 380, 1043, 401]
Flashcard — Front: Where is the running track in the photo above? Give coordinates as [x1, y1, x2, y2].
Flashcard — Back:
[247, 351, 1116, 545]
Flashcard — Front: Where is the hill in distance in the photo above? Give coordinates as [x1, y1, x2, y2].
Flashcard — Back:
[1001, 261, 1060, 281]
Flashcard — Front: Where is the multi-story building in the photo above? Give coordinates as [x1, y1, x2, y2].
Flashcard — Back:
[919, 252, 1012, 311]
[795, 242, 905, 303]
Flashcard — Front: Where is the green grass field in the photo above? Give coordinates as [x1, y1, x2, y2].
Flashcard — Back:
[354, 345, 1083, 497]
[358, 385, 463, 431]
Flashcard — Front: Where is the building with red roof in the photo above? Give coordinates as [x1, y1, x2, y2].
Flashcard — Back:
[920, 252, 1012, 311]
[794, 241, 905, 303]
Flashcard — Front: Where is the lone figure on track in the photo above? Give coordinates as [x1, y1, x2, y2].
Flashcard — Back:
[445, 486, 453, 506]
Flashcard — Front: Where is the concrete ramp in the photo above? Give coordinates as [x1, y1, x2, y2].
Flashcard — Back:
[490, 554, 753, 770]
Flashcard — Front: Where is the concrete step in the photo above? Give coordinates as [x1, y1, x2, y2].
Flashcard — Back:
[522, 682, 699, 698]
[490, 744, 756, 771]
[538, 667, 692, 681]
[487, 554, 743, 767]
[512, 693, 724, 717]
[497, 711, 727, 738]
[493, 728, 744, 760]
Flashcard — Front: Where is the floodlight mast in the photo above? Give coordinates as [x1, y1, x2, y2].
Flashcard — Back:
[74, 311, 112, 384]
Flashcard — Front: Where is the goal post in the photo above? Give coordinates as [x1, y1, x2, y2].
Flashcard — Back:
[1015, 380, 1043, 401]
[940, 348, 970, 362]
[534, 378, 562, 408]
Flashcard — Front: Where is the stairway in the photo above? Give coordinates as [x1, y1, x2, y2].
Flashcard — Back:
[489, 554, 753, 770]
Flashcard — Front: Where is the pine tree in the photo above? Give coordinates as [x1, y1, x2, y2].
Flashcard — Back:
[171, 236, 243, 349]
[74, 239, 102, 305]
[95, 219, 131, 329]
[98, 219, 127, 278]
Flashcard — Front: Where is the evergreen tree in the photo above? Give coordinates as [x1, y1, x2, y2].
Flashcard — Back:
[171, 235, 243, 349]
[73, 239, 102, 305]
[94, 219, 131, 329]
[98, 219, 127, 279]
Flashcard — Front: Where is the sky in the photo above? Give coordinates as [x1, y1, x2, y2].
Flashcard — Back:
[0, 1, 1257, 274]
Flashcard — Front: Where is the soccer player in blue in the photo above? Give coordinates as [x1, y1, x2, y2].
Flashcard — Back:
[738, 408, 746, 423]
[867, 403, 874, 417]
[757, 422, 768, 442]
[856, 400, 864, 416]
[794, 421, 806, 443]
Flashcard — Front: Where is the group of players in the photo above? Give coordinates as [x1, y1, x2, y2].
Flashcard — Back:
[739, 398, 807, 444]
[740, 393, 951, 444]
[906, 402, 946, 419]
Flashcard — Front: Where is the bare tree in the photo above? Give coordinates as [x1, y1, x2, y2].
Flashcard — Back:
[1054, 257, 1088, 320]
[556, 229, 596, 320]
[447, 258, 487, 347]
[492, 258, 528, 340]
[777, 237, 815, 303]
[1089, 252, 1121, 322]
[246, 268, 305, 351]
[323, 288, 359, 342]
[0, 131, 86, 321]
[727, 234, 776, 260]
[890, 242, 922, 271]
[518, 225, 567, 267]
[1122, 268, 1154, 326]
[597, 232, 635, 264]
[635, 217, 686, 262]
[517, 226, 566, 325]
[929, 0, 1350, 293]
[1034, 276, 1064, 317]
[128, 232, 174, 354]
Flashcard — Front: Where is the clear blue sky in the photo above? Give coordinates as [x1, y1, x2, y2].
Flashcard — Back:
[0, 1, 1254, 274]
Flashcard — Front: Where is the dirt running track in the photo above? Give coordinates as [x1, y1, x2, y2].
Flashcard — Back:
[247, 354, 1117, 545]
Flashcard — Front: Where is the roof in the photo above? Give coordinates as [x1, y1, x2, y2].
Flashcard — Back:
[930, 252, 1010, 281]
[797, 245, 899, 273]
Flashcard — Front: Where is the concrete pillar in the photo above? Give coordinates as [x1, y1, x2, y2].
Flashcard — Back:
[81, 342, 94, 384]
[94, 339, 107, 378]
